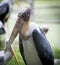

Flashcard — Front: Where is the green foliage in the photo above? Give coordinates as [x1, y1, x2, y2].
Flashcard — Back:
[53, 48, 60, 59]
[0, 0, 2, 2]
[7, 47, 25, 65]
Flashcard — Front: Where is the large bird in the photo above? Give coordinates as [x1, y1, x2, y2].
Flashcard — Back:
[0, 21, 12, 65]
[0, 0, 15, 24]
[5, 8, 54, 65]
[18, 8, 54, 65]
[0, 0, 15, 65]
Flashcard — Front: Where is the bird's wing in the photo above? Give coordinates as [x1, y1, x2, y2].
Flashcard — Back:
[32, 29, 54, 65]
[40, 28, 46, 36]
[19, 36, 27, 65]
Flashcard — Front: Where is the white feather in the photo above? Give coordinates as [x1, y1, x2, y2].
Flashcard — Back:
[21, 22, 42, 65]
[0, 21, 4, 28]
[27, 22, 41, 36]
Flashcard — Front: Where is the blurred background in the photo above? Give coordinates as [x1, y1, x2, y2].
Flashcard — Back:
[0, 0, 60, 65]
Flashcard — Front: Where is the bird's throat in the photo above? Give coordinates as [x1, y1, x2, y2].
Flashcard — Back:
[20, 21, 29, 40]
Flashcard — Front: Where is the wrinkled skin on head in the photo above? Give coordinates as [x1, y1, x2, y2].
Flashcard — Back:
[18, 8, 31, 22]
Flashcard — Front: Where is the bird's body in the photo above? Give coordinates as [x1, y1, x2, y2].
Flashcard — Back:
[19, 22, 54, 65]
[22, 36, 42, 65]
[19, 22, 42, 65]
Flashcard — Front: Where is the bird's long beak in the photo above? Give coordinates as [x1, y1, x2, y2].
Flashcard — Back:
[5, 8, 31, 50]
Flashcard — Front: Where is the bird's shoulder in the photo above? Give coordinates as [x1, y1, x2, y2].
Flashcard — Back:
[28, 22, 41, 36]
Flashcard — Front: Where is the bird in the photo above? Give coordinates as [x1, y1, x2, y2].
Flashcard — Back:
[17, 8, 54, 65]
[0, 0, 15, 24]
[5, 8, 54, 65]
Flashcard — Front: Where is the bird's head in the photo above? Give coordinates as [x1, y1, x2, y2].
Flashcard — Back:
[18, 8, 31, 22]
[17, 8, 31, 39]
